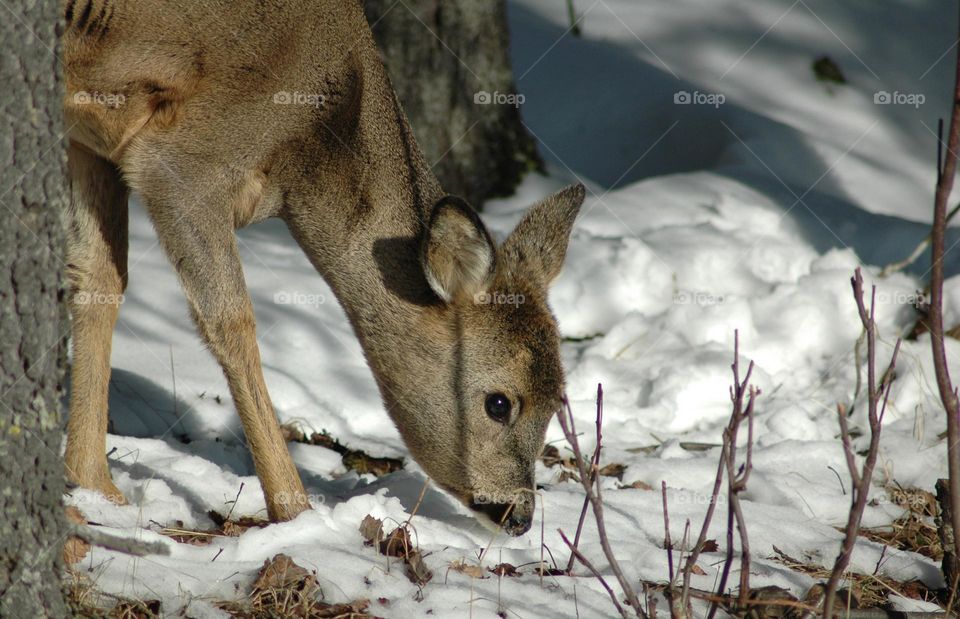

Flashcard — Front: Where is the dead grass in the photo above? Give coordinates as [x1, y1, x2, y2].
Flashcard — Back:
[861, 485, 942, 561]
[66, 572, 161, 618]
[769, 546, 940, 610]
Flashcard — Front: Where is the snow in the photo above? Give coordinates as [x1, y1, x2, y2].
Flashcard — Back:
[65, 0, 960, 616]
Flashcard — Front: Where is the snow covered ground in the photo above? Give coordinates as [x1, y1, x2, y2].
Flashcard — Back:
[67, 0, 960, 616]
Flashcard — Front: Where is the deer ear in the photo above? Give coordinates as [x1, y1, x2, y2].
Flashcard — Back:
[422, 196, 496, 303]
[502, 183, 585, 284]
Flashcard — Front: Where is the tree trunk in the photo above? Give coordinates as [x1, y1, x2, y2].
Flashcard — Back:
[0, 2, 70, 616]
[364, 0, 541, 208]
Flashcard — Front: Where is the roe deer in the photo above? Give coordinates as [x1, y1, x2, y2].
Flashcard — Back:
[61, 0, 584, 536]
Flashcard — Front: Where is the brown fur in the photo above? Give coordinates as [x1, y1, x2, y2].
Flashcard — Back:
[61, 0, 584, 534]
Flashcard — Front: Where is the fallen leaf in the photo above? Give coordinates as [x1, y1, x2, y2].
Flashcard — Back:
[598, 463, 627, 480]
[449, 561, 486, 579]
[252, 554, 320, 599]
[405, 551, 433, 586]
[489, 563, 521, 577]
[541, 445, 562, 467]
[359, 515, 383, 545]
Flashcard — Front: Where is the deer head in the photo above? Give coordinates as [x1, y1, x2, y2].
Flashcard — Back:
[378, 183, 584, 536]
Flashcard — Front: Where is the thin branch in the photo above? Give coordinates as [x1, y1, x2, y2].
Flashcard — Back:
[71, 525, 170, 557]
[662, 481, 675, 587]
[928, 6, 960, 592]
[823, 269, 902, 617]
[733, 388, 757, 607]
[558, 395, 647, 617]
[707, 331, 760, 619]
[566, 384, 606, 573]
[681, 439, 728, 614]
[836, 403, 861, 486]
[560, 529, 629, 619]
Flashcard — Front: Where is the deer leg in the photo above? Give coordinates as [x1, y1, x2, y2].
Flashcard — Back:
[64, 143, 129, 503]
[141, 187, 310, 521]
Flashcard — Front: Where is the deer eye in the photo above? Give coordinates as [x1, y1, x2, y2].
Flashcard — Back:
[485, 393, 512, 423]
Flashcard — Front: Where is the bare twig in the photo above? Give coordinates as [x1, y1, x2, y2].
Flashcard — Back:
[823, 269, 902, 617]
[71, 525, 170, 557]
[707, 331, 760, 619]
[559, 529, 629, 619]
[662, 482, 684, 619]
[928, 6, 960, 598]
[662, 481, 675, 586]
[681, 436, 728, 615]
[558, 394, 646, 617]
[566, 384, 606, 573]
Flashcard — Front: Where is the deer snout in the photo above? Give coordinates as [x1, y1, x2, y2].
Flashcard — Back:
[470, 496, 534, 536]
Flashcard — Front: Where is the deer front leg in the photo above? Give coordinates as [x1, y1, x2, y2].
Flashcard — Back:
[64, 143, 129, 504]
[143, 189, 310, 521]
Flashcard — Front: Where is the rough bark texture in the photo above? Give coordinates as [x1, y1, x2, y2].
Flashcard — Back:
[364, 0, 541, 208]
[0, 1, 69, 616]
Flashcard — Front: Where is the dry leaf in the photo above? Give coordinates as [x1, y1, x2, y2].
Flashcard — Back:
[252, 554, 320, 599]
[379, 527, 412, 558]
[689, 564, 706, 576]
[541, 445, 562, 467]
[621, 480, 653, 491]
[406, 551, 433, 586]
[359, 515, 383, 545]
[489, 563, 521, 577]
[448, 560, 486, 579]
[359, 515, 432, 587]
[598, 463, 627, 480]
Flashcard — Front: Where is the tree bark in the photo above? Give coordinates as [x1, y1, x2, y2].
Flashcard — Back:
[0, 1, 70, 616]
[364, 0, 541, 208]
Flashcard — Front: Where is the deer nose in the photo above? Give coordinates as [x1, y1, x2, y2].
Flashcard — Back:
[472, 501, 533, 536]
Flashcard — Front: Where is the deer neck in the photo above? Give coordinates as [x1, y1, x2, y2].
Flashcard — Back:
[280, 82, 453, 441]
